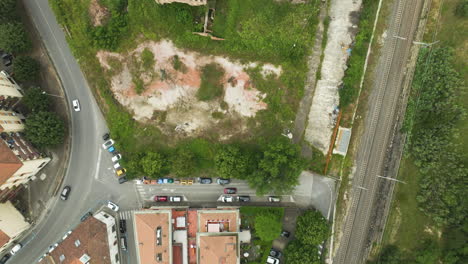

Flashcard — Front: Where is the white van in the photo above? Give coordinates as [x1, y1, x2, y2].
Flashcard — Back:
[169, 196, 182, 202]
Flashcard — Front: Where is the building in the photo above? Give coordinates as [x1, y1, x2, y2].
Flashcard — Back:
[133, 207, 242, 264]
[0, 132, 50, 201]
[0, 201, 31, 254]
[0, 71, 23, 110]
[0, 110, 25, 133]
[39, 211, 120, 264]
[155, 0, 207, 6]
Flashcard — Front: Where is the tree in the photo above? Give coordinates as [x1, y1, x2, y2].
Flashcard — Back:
[0, 23, 31, 54]
[140, 152, 166, 178]
[25, 111, 64, 148]
[215, 145, 250, 179]
[455, 0, 468, 17]
[254, 213, 282, 242]
[368, 245, 406, 264]
[284, 240, 321, 264]
[13, 56, 40, 82]
[22, 87, 51, 113]
[170, 147, 196, 177]
[295, 210, 329, 246]
[0, 0, 18, 23]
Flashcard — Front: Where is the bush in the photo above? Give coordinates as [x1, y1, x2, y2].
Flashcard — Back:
[0, 0, 18, 23]
[140, 152, 167, 178]
[284, 240, 321, 264]
[22, 87, 51, 113]
[295, 210, 329, 246]
[25, 111, 65, 148]
[197, 63, 225, 101]
[254, 213, 282, 242]
[0, 22, 31, 54]
[13, 56, 40, 82]
[141, 48, 155, 71]
[170, 146, 197, 178]
[215, 145, 251, 179]
[455, 0, 468, 17]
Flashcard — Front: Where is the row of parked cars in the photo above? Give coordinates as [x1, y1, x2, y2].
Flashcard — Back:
[102, 134, 127, 183]
[143, 177, 231, 185]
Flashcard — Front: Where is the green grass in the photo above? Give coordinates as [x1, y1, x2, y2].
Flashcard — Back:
[197, 63, 225, 101]
[141, 48, 155, 71]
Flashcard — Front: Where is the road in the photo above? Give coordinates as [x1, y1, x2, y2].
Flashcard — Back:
[333, 0, 424, 263]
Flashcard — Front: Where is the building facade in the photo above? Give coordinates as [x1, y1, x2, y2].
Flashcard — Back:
[0, 71, 23, 110]
[0, 201, 31, 254]
[0, 110, 25, 133]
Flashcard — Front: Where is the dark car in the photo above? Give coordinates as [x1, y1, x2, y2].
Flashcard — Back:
[269, 248, 282, 258]
[199, 177, 212, 184]
[281, 230, 290, 238]
[238, 196, 251, 202]
[2, 54, 12, 67]
[0, 254, 11, 264]
[118, 176, 128, 184]
[154, 196, 168, 202]
[60, 186, 71, 200]
[216, 178, 230, 185]
[119, 220, 127, 233]
[102, 133, 110, 141]
[224, 188, 237, 194]
[80, 212, 93, 222]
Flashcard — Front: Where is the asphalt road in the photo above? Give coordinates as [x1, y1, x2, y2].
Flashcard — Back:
[333, 0, 424, 263]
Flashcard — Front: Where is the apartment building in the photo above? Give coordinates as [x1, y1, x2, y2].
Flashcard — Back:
[0, 71, 23, 110]
[0, 201, 31, 254]
[0, 110, 25, 133]
[39, 211, 120, 264]
[155, 0, 207, 6]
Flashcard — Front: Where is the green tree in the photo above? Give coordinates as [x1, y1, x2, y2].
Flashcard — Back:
[254, 213, 282, 242]
[0, 0, 17, 23]
[13, 56, 40, 82]
[170, 147, 196, 177]
[295, 210, 329, 246]
[368, 245, 405, 264]
[22, 87, 51, 112]
[140, 152, 166, 178]
[284, 240, 320, 264]
[215, 145, 250, 179]
[455, 0, 468, 17]
[0, 23, 31, 54]
[25, 111, 64, 148]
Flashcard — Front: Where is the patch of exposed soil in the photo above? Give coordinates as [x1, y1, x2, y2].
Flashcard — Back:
[89, 0, 110, 27]
[97, 40, 282, 140]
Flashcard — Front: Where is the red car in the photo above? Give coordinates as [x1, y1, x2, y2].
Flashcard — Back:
[224, 188, 237, 194]
[154, 196, 168, 202]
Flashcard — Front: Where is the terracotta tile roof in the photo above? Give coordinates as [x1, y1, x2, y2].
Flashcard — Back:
[198, 211, 238, 233]
[198, 235, 238, 264]
[0, 230, 10, 248]
[135, 211, 171, 264]
[0, 140, 22, 186]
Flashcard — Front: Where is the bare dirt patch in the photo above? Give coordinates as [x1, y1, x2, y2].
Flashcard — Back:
[89, 0, 110, 27]
[97, 40, 281, 140]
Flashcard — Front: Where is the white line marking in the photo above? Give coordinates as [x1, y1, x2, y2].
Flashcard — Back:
[94, 148, 103, 180]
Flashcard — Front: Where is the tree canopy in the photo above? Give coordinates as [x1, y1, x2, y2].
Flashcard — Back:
[140, 152, 166, 178]
[0, 22, 31, 54]
[0, 0, 17, 23]
[25, 111, 65, 148]
[295, 210, 329, 246]
[22, 87, 51, 113]
[13, 56, 40, 82]
[284, 240, 321, 264]
[254, 212, 282, 242]
[215, 145, 250, 179]
[170, 147, 196, 178]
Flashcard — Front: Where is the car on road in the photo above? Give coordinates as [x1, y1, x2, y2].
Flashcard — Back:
[157, 178, 174, 184]
[280, 230, 290, 238]
[80, 212, 93, 222]
[224, 188, 237, 194]
[62, 230, 72, 240]
[198, 177, 212, 184]
[9, 243, 22, 255]
[102, 139, 114, 149]
[111, 154, 122, 163]
[169, 196, 182, 202]
[60, 186, 71, 200]
[107, 201, 119, 212]
[102, 133, 110, 141]
[119, 220, 126, 233]
[154, 196, 168, 202]
[118, 176, 128, 184]
[72, 99, 80, 112]
[216, 178, 230, 185]
[268, 196, 281, 202]
[238, 196, 250, 202]
[0, 254, 10, 264]
[116, 168, 126, 177]
[222, 196, 234, 202]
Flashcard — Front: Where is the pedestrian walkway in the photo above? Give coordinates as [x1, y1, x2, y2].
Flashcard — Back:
[119, 210, 137, 220]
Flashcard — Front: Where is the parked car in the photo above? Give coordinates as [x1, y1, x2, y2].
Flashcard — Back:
[119, 220, 127, 233]
[111, 154, 122, 163]
[107, 146, 116, 153]
[269, 248, 282, 259]
[224, 188, 237, 194]
[216, 178, 230, 185]
[2, 54, 12, 67]
[72, 99, 80, 112]
[60, 186, 71, 201]
[238, 196, 250, 202]
[222, 196, 234, 202]
[113, 163, 121, 170]
[268, 196, 281, 202]
[107, 201, 119, 212]
[102, 133, 110, 141]
[154, 196, 168, 202]
[0, 254, 10, 264]
[118, 176, 128, 184]
[199, 177, 212, 184]
[9, 244, 21, 255]
[80, 212, 93, 222]
[280, 230, 290, 238]
[116, 168, 127, 177]
[120, 237, 127, 251]
[102, 139, 114, 149]
[169, 196, 182, 202]
[266, 256, 279, 264]
[157, 178, 174, 184]
[47, 243, 58, 254]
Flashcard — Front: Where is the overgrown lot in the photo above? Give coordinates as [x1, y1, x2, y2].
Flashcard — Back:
[48, 0, 320, 194]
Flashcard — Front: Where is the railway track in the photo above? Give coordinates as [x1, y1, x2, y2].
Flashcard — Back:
[333, 0, 424, 263]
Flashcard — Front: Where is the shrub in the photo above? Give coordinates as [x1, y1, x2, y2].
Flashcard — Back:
[295, 210, 329, 246]
[25, 111, 65, 148]
[0, 22, 31, 54]
[197, 63, 225, 101]
[13, 56, 40, 82]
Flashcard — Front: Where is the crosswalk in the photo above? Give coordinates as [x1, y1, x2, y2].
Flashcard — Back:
[119, 210, 137, 220]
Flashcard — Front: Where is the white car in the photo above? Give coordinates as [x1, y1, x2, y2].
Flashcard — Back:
[266, 256, 279, 264]
[72, 99, 80, 112]
[113, 163, 121, 169]
[107, 201, 119, 212]
[111, 154, 122, 163]
[48, 243, 58, 253]
[222, 196, 234, 203]
[102, 139, 115, 149]
[10, 243, 22, 255]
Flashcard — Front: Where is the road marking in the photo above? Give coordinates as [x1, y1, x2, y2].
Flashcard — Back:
[94, 148, 102, 180]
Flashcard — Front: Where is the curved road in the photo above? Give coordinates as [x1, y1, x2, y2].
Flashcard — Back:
[10, 0, 139, 263]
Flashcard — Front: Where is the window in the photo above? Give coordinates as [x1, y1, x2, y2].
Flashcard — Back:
[115, 254, 119, 262]
[156, 253, 162, 262]
[114, 240, 117, 246]
[74, 240, 81, 247]
[112, 225, 116, 233]
[103, 214, 109, 218]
